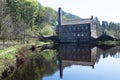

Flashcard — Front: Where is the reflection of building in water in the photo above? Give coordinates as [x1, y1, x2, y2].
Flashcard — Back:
[57, 44, 97, 78]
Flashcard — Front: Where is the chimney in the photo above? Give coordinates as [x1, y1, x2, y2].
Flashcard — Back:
[58, 8, 62, 27]
[91, 16, 93, 19]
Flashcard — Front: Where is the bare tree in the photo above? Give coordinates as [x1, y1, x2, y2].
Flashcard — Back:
[0, 0, 11, 47]
[12, 19, 26, 43]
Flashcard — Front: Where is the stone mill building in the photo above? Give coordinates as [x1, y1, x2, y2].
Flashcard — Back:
[56, 8, 97, 42]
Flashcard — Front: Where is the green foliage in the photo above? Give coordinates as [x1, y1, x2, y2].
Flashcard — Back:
[0, 45, 24, 73]
[34, 3, 45, 26]
[94, 16, 120, 39]
[62, 11, 80, 20]
[0, 0, 81, 43]
[40, 24, 54, 36]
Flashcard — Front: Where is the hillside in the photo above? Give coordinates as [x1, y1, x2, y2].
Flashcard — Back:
[62, 11, 80, 20]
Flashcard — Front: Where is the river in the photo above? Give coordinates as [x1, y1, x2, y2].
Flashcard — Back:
[1, 43, 120, 80]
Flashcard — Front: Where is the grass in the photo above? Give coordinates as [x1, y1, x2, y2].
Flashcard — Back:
[0, 51, 16, 67]
[0, 50, 17, 59]
[0, 46, 16, 53]
[0, 50, 17, 75]
[0, 44, 27, 75]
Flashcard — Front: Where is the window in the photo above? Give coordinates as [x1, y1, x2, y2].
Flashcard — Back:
[77, 33, 80, 37]
[81, 33, 84, 37]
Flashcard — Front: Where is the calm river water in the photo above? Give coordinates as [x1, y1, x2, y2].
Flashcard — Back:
[3, 44, 120, 80]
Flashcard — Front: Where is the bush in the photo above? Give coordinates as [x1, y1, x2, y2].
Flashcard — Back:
[40, 24, 54, 36]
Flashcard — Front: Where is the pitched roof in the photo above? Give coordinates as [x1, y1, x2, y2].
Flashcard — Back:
[61, 18, 93, 25]
[96, 34, 115, 41]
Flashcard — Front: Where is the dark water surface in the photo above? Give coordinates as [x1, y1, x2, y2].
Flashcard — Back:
[3, 44, 120, 80]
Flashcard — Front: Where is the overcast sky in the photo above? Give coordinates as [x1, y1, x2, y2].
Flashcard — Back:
[37, 0, 120, 23]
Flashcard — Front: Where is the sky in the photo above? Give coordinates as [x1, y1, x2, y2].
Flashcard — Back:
[37, 0, 120, 23]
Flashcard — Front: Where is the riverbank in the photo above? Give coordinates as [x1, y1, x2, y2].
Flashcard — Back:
[0, 41, 51, 76]
[0, 45, 26, 77]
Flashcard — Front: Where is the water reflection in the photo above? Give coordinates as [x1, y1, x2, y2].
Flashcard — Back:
[48, 43, 120, 80]
[2, 50, 58, 80]
[2, 43, 120, 80]
[56, 44, 120, 78]
[57, 44, 96, 78]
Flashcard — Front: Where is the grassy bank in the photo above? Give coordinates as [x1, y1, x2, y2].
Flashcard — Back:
[0, 41, 52, 76]
[0, 45, 27, 76]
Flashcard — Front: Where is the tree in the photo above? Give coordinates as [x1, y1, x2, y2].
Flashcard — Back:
[34, 3, 45, 27]
[44, 7, 57, 26]
[93, 16, 103, 36]
[102, 21, 109, 28]
[94, 16, 100, 26]
[0, 0, 9, 35]
[0, 0, 13, 46]
[40, 24, 54, 36]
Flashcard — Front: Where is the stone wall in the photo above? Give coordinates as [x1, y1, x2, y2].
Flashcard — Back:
[59, 23, 91, 42]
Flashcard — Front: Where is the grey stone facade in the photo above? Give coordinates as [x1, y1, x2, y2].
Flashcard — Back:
[58, 18, 97, 42]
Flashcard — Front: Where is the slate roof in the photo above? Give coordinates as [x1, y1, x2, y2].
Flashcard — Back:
[96, 34, 115, 41]
[61, 18, 93, 25]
